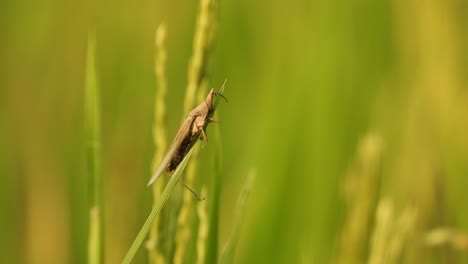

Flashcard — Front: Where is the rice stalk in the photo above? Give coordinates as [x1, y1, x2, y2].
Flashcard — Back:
[335, 133, 382, 264]
[196, 186, 209, 264]
[173, 0, 220, 262]
[146, 24, 169, 264]
[368, 198, 417, 264]
[85, 30, 104, 264]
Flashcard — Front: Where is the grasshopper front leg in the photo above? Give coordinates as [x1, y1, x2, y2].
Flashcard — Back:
[200, 127, 208, 142]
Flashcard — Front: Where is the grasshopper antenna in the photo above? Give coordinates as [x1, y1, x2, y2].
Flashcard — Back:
[182, 182, 206, 201]
[215, 92, 228, 103]
[219, 79, 227, 93]
[215, 79, 229, 103]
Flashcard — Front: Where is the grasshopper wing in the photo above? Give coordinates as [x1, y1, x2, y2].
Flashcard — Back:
[147, 116, 194, 186]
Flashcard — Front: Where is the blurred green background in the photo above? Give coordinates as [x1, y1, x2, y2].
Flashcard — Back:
[2, 0, 468, 263]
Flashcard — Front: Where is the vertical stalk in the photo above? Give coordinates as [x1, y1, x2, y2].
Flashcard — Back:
[85, 31, 104, 264]
[219, 170, 255, 264]
[147, 24, 169, 264]
[183, 0, 219, 114]
[174, 0, 220, 262]
[196, 186, 209, 264]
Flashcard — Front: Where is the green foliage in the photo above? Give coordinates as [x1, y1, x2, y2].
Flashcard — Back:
[1, 0, 468, 263]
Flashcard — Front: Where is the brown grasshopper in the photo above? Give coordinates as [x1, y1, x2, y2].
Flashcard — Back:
[147, 87, 228, 186]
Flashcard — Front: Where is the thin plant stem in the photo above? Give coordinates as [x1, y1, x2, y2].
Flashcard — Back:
[196, 186, 209, 264]
[174, 0, 220, 262]
[219, 170, 255, 264]
[183, 0, 219, 114]
[122, 149, 194, 264]
[147, 24, 169, 264]
[85, 30, 104, 264]
[205, 116, 222, 264]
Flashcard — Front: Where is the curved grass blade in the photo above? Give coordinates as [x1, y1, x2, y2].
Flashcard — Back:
[219, 169, 255, 264]
[122, 148, 195, 264]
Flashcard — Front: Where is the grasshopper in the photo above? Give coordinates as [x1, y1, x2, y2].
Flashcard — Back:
[147, 86, 228, 186]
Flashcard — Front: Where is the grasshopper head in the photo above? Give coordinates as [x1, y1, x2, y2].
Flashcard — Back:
[205, 88, 216, 109]
[205, 88, 228, 118]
